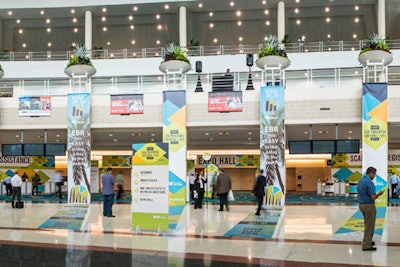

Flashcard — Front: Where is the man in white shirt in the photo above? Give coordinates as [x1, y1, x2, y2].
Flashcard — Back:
[389, 172, 399, 198]
[189, 173, 196, 203]
[11, 171, 23, 208]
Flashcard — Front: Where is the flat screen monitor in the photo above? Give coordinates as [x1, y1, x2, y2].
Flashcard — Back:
[45, 144, 66, 156]
[2, 144, 23, 156]
[23, 144, 45, 156]
[313, 140, 335, 154]
[336, 139, 360, 153]
[289, 141, 311, 154]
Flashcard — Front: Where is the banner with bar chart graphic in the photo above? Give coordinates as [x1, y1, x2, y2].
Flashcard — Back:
[260, 86, 285, 206]
[67, 92, 91, 204]
[362, 83, 388, 207]
[163, 90, 186, 229]
[131, 143, 169, 231]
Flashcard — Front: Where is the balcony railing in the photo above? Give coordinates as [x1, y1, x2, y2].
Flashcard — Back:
[1, 39, 400, 62]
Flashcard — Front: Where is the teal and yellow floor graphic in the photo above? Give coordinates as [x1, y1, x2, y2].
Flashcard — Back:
[39, 205, 88, 230]
[223, 208, 282, 238]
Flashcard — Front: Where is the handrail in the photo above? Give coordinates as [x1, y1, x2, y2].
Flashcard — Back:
[0, 39, 400, 62]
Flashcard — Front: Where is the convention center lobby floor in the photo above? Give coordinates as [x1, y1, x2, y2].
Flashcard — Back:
[0, 202, 399, 267]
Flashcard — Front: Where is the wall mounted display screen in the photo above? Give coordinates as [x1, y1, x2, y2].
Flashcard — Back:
[337, 140, 360, 153]
[288, 141, 311, 154]
[313, 140, 335, 154]
[208, 91, 243, 112]
[19, 96, 51, 116]
[45, 144, 67, 156]
[23, 144, 45, 156]
[110, 94, 144, 114]
[2, 144, 23, 156]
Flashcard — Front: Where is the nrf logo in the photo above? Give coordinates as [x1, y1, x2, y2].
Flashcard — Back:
[265, 100, 278, 112]
[72, 106, 84, 116]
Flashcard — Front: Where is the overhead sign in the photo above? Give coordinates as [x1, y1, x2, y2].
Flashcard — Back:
[19, 96, 51, 116]
[110, 94, 144, 114]
[102, 155, 131, 167]
[208, 91, 243, 112]
[197, 154, 260, 167]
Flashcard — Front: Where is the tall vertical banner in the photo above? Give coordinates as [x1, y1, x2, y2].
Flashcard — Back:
[362, 83, 388, 207]
[163, 90, 186, 229]
[260, 86, 285, 206]
[67, 92, 91, 204]
[131, 143, 169, 230]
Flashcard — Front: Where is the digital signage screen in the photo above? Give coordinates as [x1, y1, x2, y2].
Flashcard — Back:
[110, 94, 144, 115]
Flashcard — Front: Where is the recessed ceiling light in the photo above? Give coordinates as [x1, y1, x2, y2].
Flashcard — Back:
[22, 43, 26, 48]
[264, 9, 269, 15]
[74, 28, 78, 32]
[353, 33, 357, 39]
[325, 7, 330, 12]
[265, 20, 270, 26]
[209, 12, 213, 17]
[262, 0, 267, 4]
[151, 133, 156, 136]
[40, 10, 45, 15]
[164, 4, 169, 9]
[102, 7, 107, 13]
[198, 3, 203, 8]
[296, 19, 301, 25]
[157, 24, 162, 30]
[294, 8, 299, 13]
[128, 15, 133, 20]
[18, 29, 23, 34]
[248, 132, 252, 135]
[156, 14, 160, 19]
[248, 137, 252, 141]
[101, 17, 106, 22]
[71, 9, 75, 14]
[47, 28, 51, 33]
[213, 38, 218, 43]
[103, 27, 107, 32]
[109, 133, 113, 137]
[130, 25, 135, 30]
[113, 139, 118, 142]
[107, 42, 111, 45]
[236, 10, 242, 17]
[355, 5, 359, 11]
[238, 36, 243, 42]
[205, 133, 209, 136]
[326, 17, 331, 23]
[56, 134, 60, 137]
[296, 0, 300, 2]
[209, 23, 214, 28]
[48, 42, 52, 47]
[237, 21, 242, 26]
[56, 139, 59, 142]
[16, 19, 20, 23]
[133, 6, 138, 11]
[348, 136, 352, 139]
[219, 131, 230, 136]
[327, 34, 331, 38]
[16, 134, 19, 138]
[230, 2, 235, 7]
[131, 40, 136, 44]
[72, 42, 76, 46]
[8, 11, 12, 16]
[151, 139, 155, 142]
[210, 138, 214, 141]
[304, 131, 308, 134]
[73, 18, 77, 23]
[46, 19, 51, 24]
[156, 40, 160, 44]
[354, 17, 359, 23]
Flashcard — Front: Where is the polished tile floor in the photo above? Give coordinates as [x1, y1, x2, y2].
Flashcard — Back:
[0, 202, 398, 266]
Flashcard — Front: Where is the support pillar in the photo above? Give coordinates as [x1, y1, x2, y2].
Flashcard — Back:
[85, 11, 93, 53]
[179, 6, 187, 47]
[277, 1, 285, 42]
[377, 0, 386, 38]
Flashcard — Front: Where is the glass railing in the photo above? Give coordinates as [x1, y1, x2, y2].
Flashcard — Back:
[1, 39, 400, 61]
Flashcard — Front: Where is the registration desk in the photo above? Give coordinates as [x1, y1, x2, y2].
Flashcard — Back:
[1, 181, 58, 195]
[317, 181, 348, 196]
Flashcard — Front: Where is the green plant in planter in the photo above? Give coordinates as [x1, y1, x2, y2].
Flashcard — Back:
[0, 64, 3, 72]
[163, 42, 190, 64]
[360, 33, 390, 55]
[67, 44, 94, 68]
[258, 35, 288, 59]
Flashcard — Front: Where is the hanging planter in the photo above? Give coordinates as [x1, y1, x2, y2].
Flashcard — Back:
[65, 64, 96, 77]
[358, 33, 393, 67]
[256, 35, 290, 70]
[256, 55, 290, 70]
[159, 42, 191, 74]
[159, 60, 191, 74]
[65, 44, 96, 77]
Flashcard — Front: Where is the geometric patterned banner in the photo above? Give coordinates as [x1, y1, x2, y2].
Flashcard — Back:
[162, 90, 186, 229]
[362, 83, 388, 207]
[67, 92, 91, 204]
[260, 86, 285, 206]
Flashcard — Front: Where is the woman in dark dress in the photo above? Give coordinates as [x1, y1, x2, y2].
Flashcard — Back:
[193, 174, 207, 209]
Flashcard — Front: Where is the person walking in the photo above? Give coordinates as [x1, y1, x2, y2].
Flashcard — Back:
[216, 168, 231, 212]
[189, 173, 196, 204]
[253, 169, 267, 216]
[116, 171, 124, 200]
[102, 167, 116, 217]
[11, 171, 23, 208]
[193, 174, 207, 209]
[357, 167, 384, 251]
[388, 172, 399, 198]
[54, 171, 63, 199]
[31, 173, 41, 196]
[4, 174, 12, 196]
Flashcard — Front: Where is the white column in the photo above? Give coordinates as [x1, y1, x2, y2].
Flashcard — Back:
[277, 1, 285, 42]
[85, 11, 93, 53]
[377, 0, 386, 38]
[179, 6, 187, 47]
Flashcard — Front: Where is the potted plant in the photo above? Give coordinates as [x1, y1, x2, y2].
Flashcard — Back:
[256, 35, 290, 70]
[159, 42, 191, 74]
[0, 64, 4, 78]
[65, 44, 96, 77]
[358, 33, 393, 66]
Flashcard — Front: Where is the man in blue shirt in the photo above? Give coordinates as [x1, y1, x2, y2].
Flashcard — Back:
[357, 167, 384, 251]
[102, 167, 116, 217]
[388, 172, 399, 198]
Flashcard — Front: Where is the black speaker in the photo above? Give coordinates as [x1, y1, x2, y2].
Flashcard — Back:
[246, 54, 254, 67]
[195, 61, 202, 73]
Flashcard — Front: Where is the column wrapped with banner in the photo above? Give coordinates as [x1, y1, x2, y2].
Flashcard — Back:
[362, 83, 388, 207]
[163, 90, 187, 228]
[67, 92, 91, 204]
[260, 86, 285, 206]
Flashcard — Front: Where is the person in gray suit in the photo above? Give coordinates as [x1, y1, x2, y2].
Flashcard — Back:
[253, 169, 267, 216]
[216, 168, 232, 211]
